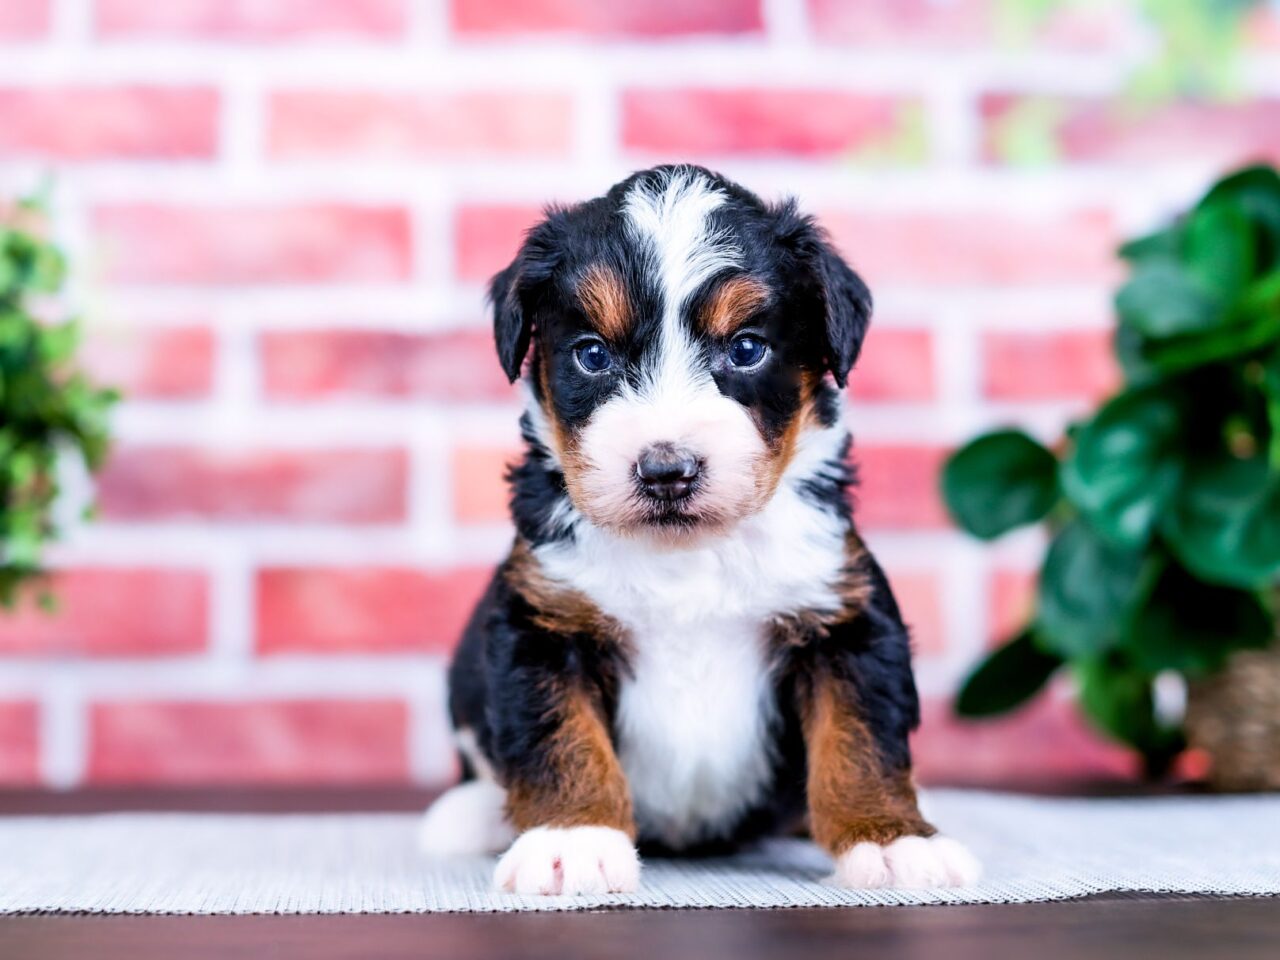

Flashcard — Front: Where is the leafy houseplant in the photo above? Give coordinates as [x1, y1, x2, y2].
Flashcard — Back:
[942, 164, 1280, 778]
[0, 198, 116, 607]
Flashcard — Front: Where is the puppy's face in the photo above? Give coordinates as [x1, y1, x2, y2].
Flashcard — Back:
[493, 166, 870, 541]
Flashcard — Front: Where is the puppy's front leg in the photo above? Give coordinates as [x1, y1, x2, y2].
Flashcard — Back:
[493, 680, 638, 896]
[804, 669, 981, 889]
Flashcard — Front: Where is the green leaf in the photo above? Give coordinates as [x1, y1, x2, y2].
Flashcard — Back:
[1122, 271, 1280, 378]
[1201, 164, 1280, 270]
[1118, 226, 1181, 265]
[1163, 455, 1280, 587]
[941, 430, 1059, 540]
[955, 627, 1063, 717]
[1061, 386, 1184, 547]
[1076, 658, 1184, 774]
[1037, 520, 1151, 658]
[1124, 560, 1273, 676]
[1262, 347, 1280, 471]
[1183, 201, 1254, 298]
[1115, 259, 1222, 339]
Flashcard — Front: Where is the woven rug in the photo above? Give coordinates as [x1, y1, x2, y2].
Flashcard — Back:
[1, 790, 1277, 914]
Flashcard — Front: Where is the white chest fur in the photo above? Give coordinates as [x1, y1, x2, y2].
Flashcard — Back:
[533, 433, 849, 847]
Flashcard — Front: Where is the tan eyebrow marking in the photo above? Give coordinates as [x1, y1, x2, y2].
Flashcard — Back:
[701, 276, 770, 337]
[576, 263, 632, 340]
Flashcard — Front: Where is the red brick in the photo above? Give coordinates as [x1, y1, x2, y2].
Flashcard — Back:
[821, 209, 1117, 285]
[887, 570, 945, 655]
[0, 569, 207, 657]
[0, 87, 217, 160]
[0, 702, 40, 786]
[982, 94, 1280, 166]
[256, 566, 490, 654]
[0, 1, 50, 40]
[913, 695, 1137, 786]
[93, 204, 412, 285]
[982, 329, 1119, 402]
[98, 446, 408, 523]
[855, 445, 948, 530]
[807, 0, 1127, 49]
[623, 89, 917, 158]
[83, 324, 215, 399]
[95, 0, 407, 40]
[989, 567, 1036, 647]
[452, 0, 762, 37]
[260, 328, 514, 402]
[849, 327, 935, 402]
[88, 699, 409, 784]
[453, 445, 516, 525]
[455, 204, 541, 283]
[268, 91, 572, 159]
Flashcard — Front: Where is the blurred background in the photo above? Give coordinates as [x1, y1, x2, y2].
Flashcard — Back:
[1, 0, 1278, 791]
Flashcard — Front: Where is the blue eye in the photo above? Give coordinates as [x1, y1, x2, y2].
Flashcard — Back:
[729, 335, 767, 369]
[575, 340, 613, 374]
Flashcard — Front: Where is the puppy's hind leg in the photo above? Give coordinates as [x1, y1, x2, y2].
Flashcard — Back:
[419, 779, 516, 857]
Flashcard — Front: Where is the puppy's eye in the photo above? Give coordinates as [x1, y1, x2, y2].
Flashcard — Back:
[728, 335, 768, 369]
[574, 340, 613, 374]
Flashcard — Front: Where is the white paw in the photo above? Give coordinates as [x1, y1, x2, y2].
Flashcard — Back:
[418, 780, 516, 857]
[494, 826, 640, 896]
[832, 835, 981, 889]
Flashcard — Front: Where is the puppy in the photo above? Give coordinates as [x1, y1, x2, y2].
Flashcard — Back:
[419, 165, 980, 895]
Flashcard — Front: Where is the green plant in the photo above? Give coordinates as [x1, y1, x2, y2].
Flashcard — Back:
[942, 164, 1280, 775]
[0, 197, 116, 607]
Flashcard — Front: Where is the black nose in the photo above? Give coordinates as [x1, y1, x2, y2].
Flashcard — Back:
[636, 445, 700, 501]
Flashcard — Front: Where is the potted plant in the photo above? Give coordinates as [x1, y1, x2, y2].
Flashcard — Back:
[1, 196, 116, 608]
[942, 164, 1280, 787]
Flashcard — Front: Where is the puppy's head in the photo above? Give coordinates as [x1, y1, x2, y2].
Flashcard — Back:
[493, 165, 870, 541]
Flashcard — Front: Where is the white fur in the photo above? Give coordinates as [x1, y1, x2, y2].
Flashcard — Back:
[536, 421, 851, 848]
[832, 836, 983, 889]
[623, 166, 741, 318]
[418, 780, 515, 857]
[494, 826, 641, 896]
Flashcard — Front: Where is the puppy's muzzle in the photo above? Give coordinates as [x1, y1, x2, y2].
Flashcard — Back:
[635, 443, 700, 502]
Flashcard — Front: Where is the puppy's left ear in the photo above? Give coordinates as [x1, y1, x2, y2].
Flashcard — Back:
[772, 201, 872, 389]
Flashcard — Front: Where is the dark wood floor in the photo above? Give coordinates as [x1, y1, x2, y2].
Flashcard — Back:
[3, 897, 1279, 960]
[1, 785, 1275, 960]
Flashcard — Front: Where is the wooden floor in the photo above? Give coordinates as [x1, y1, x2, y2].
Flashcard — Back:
[1, 786, 1276, 959]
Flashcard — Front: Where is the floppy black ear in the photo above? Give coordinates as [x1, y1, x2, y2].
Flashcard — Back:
[490, 261, 530, 383]
[489, 213, 564, 384]
[772, 201, 873, 389]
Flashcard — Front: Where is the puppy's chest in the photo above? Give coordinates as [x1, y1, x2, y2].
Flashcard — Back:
[537, 514, 845, 847]
[614, 610, 777, 847]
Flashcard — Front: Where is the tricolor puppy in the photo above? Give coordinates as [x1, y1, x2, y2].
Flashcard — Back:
[419, 165, 980, 895]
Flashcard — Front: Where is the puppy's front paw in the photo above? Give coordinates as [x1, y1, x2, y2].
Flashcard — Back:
[494, 826, 640, 896]
[832, 835, 981, 889]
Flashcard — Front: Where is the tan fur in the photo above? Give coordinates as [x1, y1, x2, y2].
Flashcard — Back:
[577, 263, 632, 340]
[803, 672, 934, 855]
[700, 276, 770, 338]
[503, 540, 627, 643]
[505, 686, 636, 837]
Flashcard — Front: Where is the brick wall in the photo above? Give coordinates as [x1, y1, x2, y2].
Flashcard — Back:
[2, 0, 1277, 788]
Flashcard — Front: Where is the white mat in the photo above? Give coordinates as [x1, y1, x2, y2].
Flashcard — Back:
[1, 790, 1277, 914]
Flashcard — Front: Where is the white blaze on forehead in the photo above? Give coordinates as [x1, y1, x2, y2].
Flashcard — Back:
[623, 167, 742, 312]
[623, 168, 743, 402]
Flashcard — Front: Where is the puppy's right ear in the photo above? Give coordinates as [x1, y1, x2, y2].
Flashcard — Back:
[490, 213, 564, 384]
[490, 262, 529, 383]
